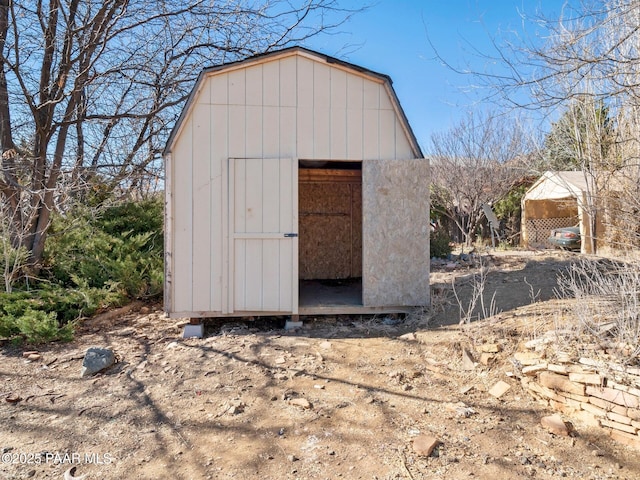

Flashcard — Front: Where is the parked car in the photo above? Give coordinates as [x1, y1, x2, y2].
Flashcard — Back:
[548, 226, 581, 251]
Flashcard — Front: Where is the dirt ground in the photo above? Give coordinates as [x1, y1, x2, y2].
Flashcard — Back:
[2, 250, 640, 480]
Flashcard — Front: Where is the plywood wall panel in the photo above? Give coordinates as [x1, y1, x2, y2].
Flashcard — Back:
[245, 65, 263, 106]
[262, 159, 281, 232]
[351, 183, 363, 277]
[297, 107, 314, 159]
[279, 107, 296, 159]
[172, 120, 193, 312]
[346, 108, 363, 160]
[210, 104, 227, 312]
[228, 69, 245, 105]
[314, 107, 331, 158]
[347, 74, 363, 110]
[379, 110, 396, 159]
[245, 105, 263, 158]
[299, 176, 362, 280]
[228, 105, 246, 158]
[210, 74, 228, 104]
[363, 158, 430, 307]
[313, 62, 331, 107]
[244, 157, 263, 233]
[330, 107, 347, 159]
[297, 57, 314, 108]
[395, 119, 414, 159]
[299, 215, 351, 279]
[263, 61, 279, 107]
[363, 111, 379, 160]
[191, 104, 212, 311]
[363, 81, 380, 110]
[280, 57, 297, 107]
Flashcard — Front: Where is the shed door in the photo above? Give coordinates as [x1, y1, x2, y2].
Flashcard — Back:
[362, 158, 430, 307]
[229, 158, 298, 313]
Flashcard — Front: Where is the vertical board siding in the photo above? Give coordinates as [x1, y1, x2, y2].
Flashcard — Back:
[210, 105, 227, 312]
[230, 157, 297, 313]
[330, 69, 348, 159]
[245, 65, 263, 106]
[313, 62, 331, 158]
[172, 120, 193, 312]
[279, 57, 297, 107]
[263, 61, 279, 106]
[191, 104, 212, 311]
[228, 69, 245, 105]
[379, 110, 396, 159]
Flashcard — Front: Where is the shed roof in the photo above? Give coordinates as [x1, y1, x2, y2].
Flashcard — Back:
[164, 46, 423, 157]
[524, 171, 590, 201]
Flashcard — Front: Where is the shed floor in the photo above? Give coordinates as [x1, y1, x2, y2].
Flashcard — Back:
[298, 279, 412, 315]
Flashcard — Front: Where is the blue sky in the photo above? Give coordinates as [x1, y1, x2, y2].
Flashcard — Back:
[305, 0, 574, 152]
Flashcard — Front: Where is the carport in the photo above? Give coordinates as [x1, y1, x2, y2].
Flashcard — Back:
[521, 171, 595, 254]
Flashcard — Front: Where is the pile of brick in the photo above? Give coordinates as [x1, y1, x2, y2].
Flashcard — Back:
[515, 340, 640, 450]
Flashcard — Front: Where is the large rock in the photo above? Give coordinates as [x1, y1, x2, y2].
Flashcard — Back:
[81, 347, 115, 377]
[413, 435, 439, 456]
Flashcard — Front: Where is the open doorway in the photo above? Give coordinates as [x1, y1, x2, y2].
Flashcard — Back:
[298, 160, 363, 313]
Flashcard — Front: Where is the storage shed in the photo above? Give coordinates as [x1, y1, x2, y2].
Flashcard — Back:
[164, 47, 430, 319]
[521, 171, 595, 254]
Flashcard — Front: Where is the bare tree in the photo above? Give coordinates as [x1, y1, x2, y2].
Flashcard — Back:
[0, 0, 359, 275]
[428, 111, 530, 247]
[437, 0, 640, 251]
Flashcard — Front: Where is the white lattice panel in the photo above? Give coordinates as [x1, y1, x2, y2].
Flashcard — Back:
[526, 217, 578, 247]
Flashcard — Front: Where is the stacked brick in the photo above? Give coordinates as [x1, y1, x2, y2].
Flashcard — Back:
[516, 349, 640, 450]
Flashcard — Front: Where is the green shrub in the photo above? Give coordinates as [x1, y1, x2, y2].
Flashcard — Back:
[45, 197, 164, 299]
[13, 309, 75, 344]
[0, 197, 164, 344]
[0, 293, 77, 344]
[430, 229, 452, 259]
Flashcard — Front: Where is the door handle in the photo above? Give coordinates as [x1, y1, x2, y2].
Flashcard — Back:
[284, 233, 298, 238]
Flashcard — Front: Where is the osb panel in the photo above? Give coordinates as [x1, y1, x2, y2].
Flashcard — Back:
[299, 182, 352, 214]
[299, 215, 351, 279]
[362, 158, 430, 307]
[299, 177, 362, 280]
[351, 183, 362, 277]
[524, 198, 578, 218]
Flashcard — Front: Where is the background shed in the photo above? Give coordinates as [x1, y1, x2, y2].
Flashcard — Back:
[164, 47, 429, 318]
[521, 171, 595, 254]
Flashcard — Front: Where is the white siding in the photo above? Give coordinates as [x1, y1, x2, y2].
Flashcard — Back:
[191, 104, 211, 312]
[171, 120, 193, 313]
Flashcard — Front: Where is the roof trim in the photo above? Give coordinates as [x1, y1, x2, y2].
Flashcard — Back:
[164, 46, 423, 158]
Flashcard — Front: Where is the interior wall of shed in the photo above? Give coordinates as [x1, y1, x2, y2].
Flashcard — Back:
[298, 164, 362, 280]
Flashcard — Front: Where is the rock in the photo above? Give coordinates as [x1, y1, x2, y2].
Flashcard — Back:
[514, 351, 543, 366]
[479, 353, 494, 366]
[488, 381, 512, 399]
[541, 414, 571, 436]
[382, 316, 403, 326]
[22, 351, 39, 358]
[289, 398, 312, 409]
[80, 347, 116, 377]
[399, 332, 417, 341]
[413, 435, 439, 456]
[26, 354, 42, 361]
[481, 343, 501, 353]
[461, 348, 475, 370]
[319, 341, 332, 350]
[522, 364, 549, 376]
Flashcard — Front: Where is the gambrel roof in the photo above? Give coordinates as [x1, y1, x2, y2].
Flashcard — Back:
[164, 46, 423, 158]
